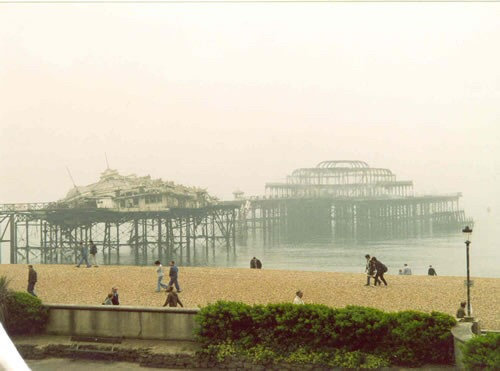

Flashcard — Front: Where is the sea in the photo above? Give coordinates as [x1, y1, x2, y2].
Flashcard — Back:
[1, 212, 498, 278]
[208, 212, 499, 278]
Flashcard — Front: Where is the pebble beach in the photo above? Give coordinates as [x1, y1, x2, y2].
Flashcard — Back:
[1, 264, 499, 330]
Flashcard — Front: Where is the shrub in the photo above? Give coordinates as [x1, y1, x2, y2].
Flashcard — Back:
[195, 301, 456, 367]
[195, 301, 255, 347]
[461, 332, 500, 371]
[4, 292, 49, 335]
[331, 305, 387, 352]
[0, 275, 13, 325]
[383, 310, 456, 366]
[199, 344, 390, 369]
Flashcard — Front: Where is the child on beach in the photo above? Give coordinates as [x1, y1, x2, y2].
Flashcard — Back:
[293, 290, 304, 304]
[163, 286, 183, 307]
[102, 293, 113, 305]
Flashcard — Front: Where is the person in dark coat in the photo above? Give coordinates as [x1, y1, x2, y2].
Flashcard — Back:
[428, 265, 437, 276]
[364, 254, 375, 286]
[250, 257, 257, 269]
[168, 261, 181, 292]
[89, 240, 98, 267]
[27, 265, 37, 296]
[256, 258, 262, 269]
[372, 257, 388, 286]
[163, 286, 183, 307]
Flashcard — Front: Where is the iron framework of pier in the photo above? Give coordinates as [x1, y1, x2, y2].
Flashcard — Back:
[235, 160, 472, 243]
[0, 203, 237, 265]
[1, 160, 473, 265]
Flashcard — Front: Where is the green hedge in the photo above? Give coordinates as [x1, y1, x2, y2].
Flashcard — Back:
[4, 292, 49, 335]
[200, 342, 390, 369]
[461, 332, 500, 371]
[195, 301, 456, 367]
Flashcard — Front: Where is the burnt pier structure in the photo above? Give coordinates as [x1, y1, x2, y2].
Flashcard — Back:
[1, 161, 472, 264]
[236, 161, 471, 243]
[0, 204, 237, 265]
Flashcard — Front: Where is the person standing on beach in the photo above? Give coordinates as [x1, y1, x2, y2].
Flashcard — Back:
[256, 258, 262, 269]
[168, 261, 181, 292]
[76, 241, 91, 268]
[163, 286, 183, 307]
[372, 257, 388, 286]
[89, 240, 98, 267]
[402, 264, 412, 275]
[364, 254, 375, 286]
[27, 265, 37, 296]
[428, 265, 437, 276]
[111, 286, 120, 305]
[154, 260, 169, 292]
[250, 257, 257, 269]
[293, 290, 304, 304]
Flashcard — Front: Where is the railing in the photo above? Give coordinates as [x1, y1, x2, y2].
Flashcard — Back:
[0, 202, 57, 212]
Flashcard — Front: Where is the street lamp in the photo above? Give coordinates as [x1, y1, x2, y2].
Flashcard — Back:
[462, 225, 473, 318]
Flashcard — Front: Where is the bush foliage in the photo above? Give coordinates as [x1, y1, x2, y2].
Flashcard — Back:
[461, 332, 500, 371]
[4, 292, 49, 335]
[0, 275, 13, 325]
[196, 301, 456, 367]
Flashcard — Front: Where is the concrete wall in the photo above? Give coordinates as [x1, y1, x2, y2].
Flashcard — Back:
[44, 304, 199, 341]
[451, 321, 477, 370]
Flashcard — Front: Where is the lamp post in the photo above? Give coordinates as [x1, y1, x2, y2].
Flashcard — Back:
[462, 225, 473, 318]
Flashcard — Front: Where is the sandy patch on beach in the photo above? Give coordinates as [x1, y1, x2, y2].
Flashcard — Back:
[1, 264, 499, 330]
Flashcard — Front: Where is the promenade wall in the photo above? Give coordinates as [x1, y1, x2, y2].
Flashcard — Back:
[44, 304, 199, 340]
[40, 304, 476, 368]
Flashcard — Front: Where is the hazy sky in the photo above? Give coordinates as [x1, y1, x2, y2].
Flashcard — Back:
[1, 2, 499, 220]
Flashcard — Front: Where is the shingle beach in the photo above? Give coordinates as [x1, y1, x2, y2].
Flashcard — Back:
[1, 264, 499, 330]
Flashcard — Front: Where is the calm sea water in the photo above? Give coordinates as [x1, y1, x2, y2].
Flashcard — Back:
[1, 213, 498, 278]
[208, 211, 499, 278]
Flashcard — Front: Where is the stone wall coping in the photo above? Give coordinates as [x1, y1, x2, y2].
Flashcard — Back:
[451, 322, 475, 343]
[43, 303, 200, 314]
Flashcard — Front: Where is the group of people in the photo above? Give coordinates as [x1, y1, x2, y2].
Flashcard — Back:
[397, 264, 438, 276]
[76, 240, 98, 268]
[399, 263, 412, 275]
[250, 257, 262, 269]
[102, 287, 120, 305]
[364, 254, 388, 286]
[155, 260, 181, 293]
[100, 261, 183, 307]
[155, 260, 183, 307]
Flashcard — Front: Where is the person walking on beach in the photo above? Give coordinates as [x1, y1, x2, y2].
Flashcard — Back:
[428, 265, 437, 276]
[364, 254, 375, 286]
[111, 286, 120, 305]
[154, 260, 169, 292]
[256, 258, 262, 269]
[293, 290, 304, 304]
[89, 240, 98, 267]
[163, 286, 183, 307]
[27, 265, 37, 296]
[76, 241, 91, 268]
[168, 261, 181, 292]
[372, 257, 388, 286]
